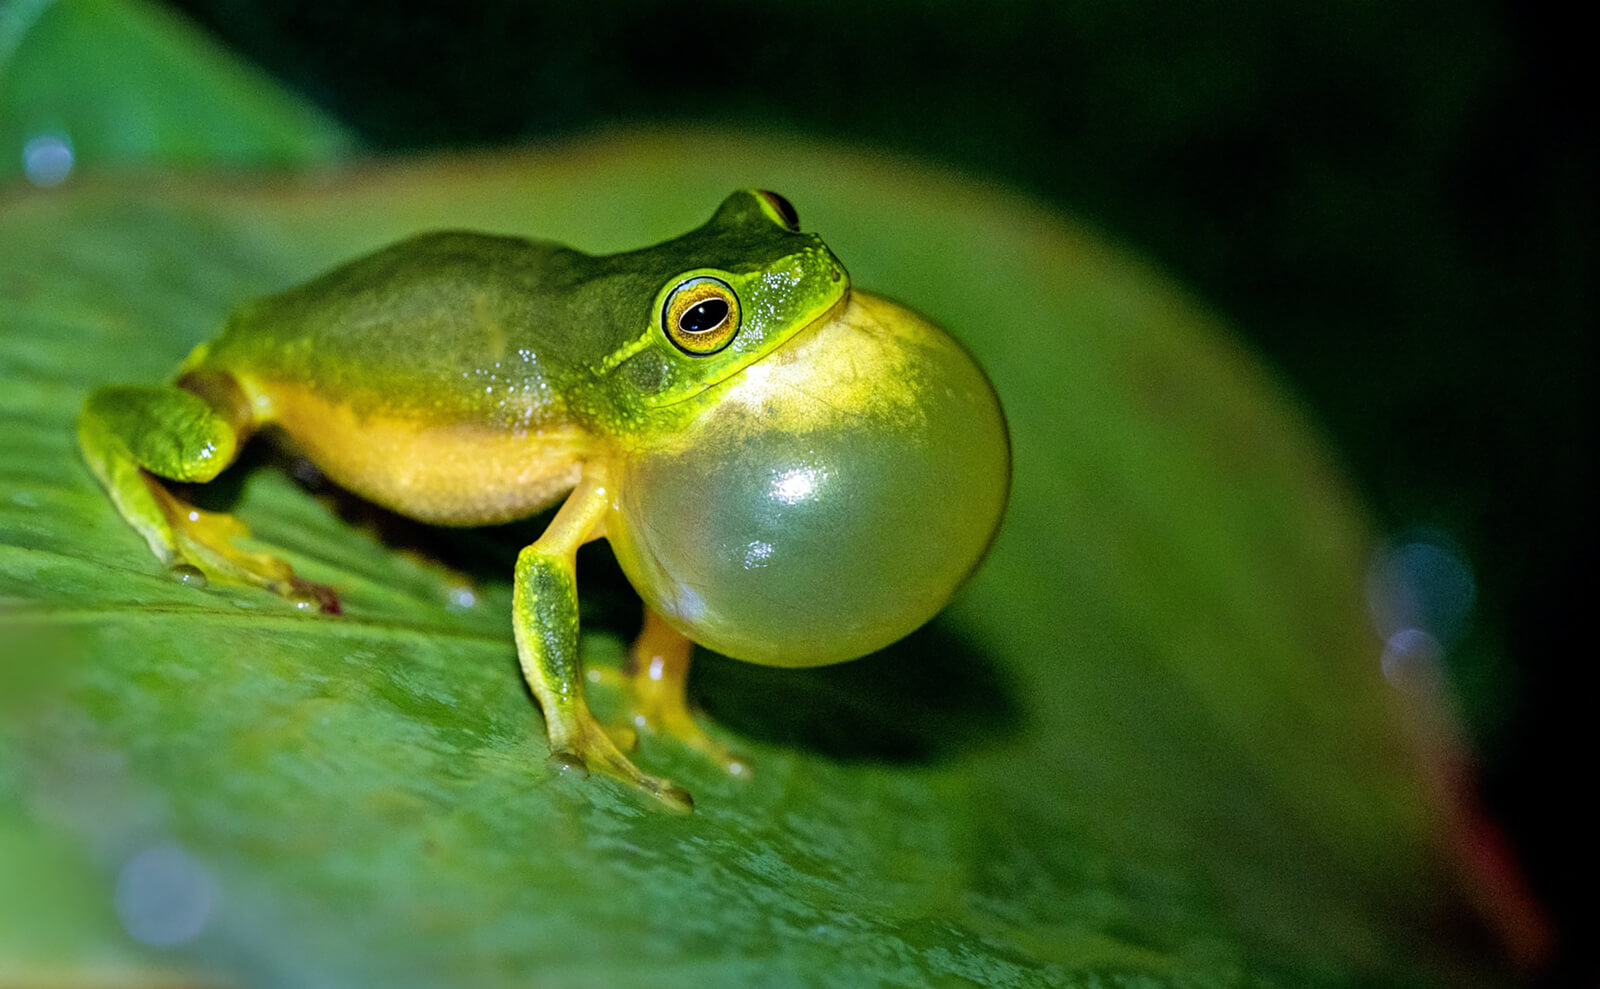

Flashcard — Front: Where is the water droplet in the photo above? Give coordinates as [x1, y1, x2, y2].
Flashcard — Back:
[169, 564, 207, 588]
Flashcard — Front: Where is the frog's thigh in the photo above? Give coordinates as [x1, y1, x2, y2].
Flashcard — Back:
[513, 471, 692, 811]
[617, 608, 749, 777]
[78, 377, 337, 612]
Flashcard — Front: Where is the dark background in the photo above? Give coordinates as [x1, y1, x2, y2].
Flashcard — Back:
[161, 0, 1591, 975]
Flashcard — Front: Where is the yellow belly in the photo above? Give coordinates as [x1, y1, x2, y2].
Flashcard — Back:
[260, 381, 591, 526]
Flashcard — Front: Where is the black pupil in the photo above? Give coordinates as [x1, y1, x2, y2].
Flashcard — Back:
[681, 298, 729, 334]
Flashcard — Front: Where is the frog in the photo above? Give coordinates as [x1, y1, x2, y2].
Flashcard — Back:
[77, 189, 1011, 810]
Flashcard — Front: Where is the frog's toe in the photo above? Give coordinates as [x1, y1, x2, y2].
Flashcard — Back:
[548, 746, 693, 812]
[616, 766, 694, 813]
[548, 716, 695, 812]
[650, 779, 695, 814]
[284, 575, 341, 615]
[600, 757, 694, 812]
[162, 497, 338, 613]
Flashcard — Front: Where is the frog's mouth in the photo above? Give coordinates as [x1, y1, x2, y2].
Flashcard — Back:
[771, 290, 852, 356]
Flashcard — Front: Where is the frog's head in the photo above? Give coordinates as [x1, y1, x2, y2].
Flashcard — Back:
[588, 190, 849, 427]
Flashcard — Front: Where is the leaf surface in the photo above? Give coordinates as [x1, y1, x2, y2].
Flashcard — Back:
[0, 2, 1495, 986]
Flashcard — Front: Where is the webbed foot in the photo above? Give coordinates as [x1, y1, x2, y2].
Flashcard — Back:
[165, 497, 340, 613]
[546, 710, 694, 813]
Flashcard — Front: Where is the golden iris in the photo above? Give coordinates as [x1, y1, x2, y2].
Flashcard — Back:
[662, 276, 740, 355]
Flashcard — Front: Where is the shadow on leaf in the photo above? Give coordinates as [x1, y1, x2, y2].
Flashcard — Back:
[690, 620, 1023, 765]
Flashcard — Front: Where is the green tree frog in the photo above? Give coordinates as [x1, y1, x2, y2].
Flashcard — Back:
[78, 190, 1011, 809]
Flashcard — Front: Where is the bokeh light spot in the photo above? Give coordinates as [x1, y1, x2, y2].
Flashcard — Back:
[1380, 626, 1444, 692]
[113, 843, 218, 947]
[1367, 530, 1476, 646]
[22, 132, 74, 187]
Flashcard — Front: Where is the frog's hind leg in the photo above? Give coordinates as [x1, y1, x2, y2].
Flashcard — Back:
[602, 608, 749, 778]
[77, 371, 339, 613]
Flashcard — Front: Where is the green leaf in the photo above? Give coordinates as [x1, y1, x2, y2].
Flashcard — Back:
[0, 0, 349, 180]
[0, 1, 1506, 984]
[0, 138, 1502, 987]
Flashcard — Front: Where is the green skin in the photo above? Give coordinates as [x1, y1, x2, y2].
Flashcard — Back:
[78, 190, 1011, 810]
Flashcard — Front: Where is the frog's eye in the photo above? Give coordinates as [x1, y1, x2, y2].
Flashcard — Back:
[756, 190, 800, 231]
[662, 276, 741, 356]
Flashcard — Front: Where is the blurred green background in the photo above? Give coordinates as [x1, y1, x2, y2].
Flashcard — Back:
[147, 0, 1586, 964]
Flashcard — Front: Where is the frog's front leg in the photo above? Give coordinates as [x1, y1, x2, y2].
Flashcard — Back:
[77, 371, 338, 612]
[514, 466, 693, 811]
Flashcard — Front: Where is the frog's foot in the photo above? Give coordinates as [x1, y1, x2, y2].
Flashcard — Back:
[160, 489, 341, 614]
[78, 383, 340, 615]
[547, 708, 693, 813]
[617, 608, 751, 779]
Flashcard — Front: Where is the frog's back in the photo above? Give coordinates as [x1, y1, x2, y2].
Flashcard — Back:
[203, 231, 599, 426]
[193, 232, 605, 526]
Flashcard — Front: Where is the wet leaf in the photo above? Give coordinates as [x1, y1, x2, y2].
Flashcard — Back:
[0, 140, 1502, 989]
[0, 2, 1502, 986]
